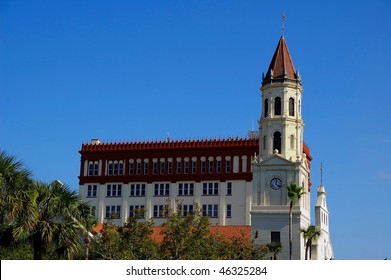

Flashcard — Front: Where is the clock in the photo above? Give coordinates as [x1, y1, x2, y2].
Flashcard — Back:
[270, 178, 282, 190]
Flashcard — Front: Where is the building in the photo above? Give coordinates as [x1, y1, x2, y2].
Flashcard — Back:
[78, 35, 333, 259]
[79, 137, 259, 226]
[250, 35, 333, 259]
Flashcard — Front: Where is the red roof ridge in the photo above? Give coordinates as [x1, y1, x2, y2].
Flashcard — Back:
[80, 137, 259, 152]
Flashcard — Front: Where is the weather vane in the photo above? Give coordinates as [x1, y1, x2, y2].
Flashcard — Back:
[282, 10, 286, 37]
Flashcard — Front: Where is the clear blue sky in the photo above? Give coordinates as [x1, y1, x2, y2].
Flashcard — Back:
[1, 0, 390, 260]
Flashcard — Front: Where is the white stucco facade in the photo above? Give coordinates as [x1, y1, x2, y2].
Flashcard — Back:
[80, 180, 252, 226]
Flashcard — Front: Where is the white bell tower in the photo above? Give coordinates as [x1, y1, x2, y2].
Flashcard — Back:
[251, 36, 312, 260]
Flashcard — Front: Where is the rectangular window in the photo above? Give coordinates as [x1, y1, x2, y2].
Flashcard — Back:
[192, 160, 197, 174]
[271, 231, 281, 243]
[105, 205, 121, 219]
[226, 204, 232, 218]
[129, 205, 145, 218]
[209, 160, 214, 173]
[168, 161, 172, 174]
[203, 182, 218, 195]
[178, 204, 194, 216]
[160, 161, 165, 174]
[154, 183, 169, 196]
[184, 161, 189, 174]
[153, 205, 168, 218]
[216, 160, 221, 173]
[144, 162, 149, 175]
[227, 182, 232, 195]
[129, 162, 134, 175]
[130, 184, 146, 197]
[153, 162, 157, 175]
[176, 161, 182, 174]
[202, 204, 218, 218]
[178, 183, 194, 196]
[87, 185, 97, 197]
[107, 184, 122, 197]
[201, 160, 206, 174]
[226, 159, 231, 173]
[136, 162, 141, 175]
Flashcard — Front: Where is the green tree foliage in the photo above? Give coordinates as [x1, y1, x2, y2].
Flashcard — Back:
[265, 242, 282, 260]
[227, 232, 268, 260]
[0, 151, 32, 247]
[12, 181, 93, 259]
[0, 240, 33, 260]
[90, 210, 159, 260]
[301, 225, 321, 260]
[160, 205, 213, 259]
[160, 205, 268, 260]
[0, 150, 95, 260]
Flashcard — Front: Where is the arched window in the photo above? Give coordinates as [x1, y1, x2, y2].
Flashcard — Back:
[88, 161, 94, 176]
[273, 132, 281, 154]
[119, 160, 124, 175]
[263, 136, 266, 150]
[93, 161, 99, 176]
[274, 97, 281, 115]
[264, 99, 269, 117]
[289, 97, 294, 116]
[108, 161, 113, 175]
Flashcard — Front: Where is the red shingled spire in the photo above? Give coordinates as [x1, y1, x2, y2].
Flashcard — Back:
[262, 36, 299, 85]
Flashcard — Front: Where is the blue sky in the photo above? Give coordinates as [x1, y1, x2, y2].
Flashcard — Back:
[1, 0, 391, 260]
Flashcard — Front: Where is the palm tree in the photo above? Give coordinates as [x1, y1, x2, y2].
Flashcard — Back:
[266, 242, 282, 260]
[301, 225, 321, 260]
[84, 217, 98, 260]
[12, 181, 92, 259]
[287, 182, 305, 260]
[0, 151, 32, 247]
[0, 151, 32, 222]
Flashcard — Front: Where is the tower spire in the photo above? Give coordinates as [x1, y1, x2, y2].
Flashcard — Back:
[320, 162, 323, 185]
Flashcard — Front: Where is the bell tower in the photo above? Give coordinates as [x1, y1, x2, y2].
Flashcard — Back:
[251, 35, 312, 260]
[259, 36, 304, 161]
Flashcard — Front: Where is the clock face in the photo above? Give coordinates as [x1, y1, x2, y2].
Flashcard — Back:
[270, 178, 282, 190]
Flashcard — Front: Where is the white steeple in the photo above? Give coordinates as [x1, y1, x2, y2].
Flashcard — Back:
[313, 163, 334, 260]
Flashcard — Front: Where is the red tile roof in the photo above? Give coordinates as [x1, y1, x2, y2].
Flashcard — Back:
[263, 36, 298, 84]
[93, 224, 251, 244]
[151, 225, 251, 243]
